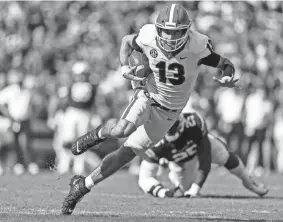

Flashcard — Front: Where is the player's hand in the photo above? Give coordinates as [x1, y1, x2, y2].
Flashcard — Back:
[121, 65, 137, 76]
[122, 65, 146, 82]
[213, 76, 240, 89]
[183, 183, 200, 198]
[159, 158, 169, 168]
[214, 63, 240, 88]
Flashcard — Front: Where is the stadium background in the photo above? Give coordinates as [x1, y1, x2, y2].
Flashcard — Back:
[0, 1, 282, 176]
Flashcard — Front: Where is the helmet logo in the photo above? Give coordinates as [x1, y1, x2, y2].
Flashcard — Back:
[150, 49, 158, 58]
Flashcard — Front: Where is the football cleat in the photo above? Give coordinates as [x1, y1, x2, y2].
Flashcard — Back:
[243, 175, 269, 197]
[71, 126, 105, 155]
[61, 175, 90, 215]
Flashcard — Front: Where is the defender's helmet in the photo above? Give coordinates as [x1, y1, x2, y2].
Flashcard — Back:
[165, 114, 186, 141]
[155, 4, 192, 52]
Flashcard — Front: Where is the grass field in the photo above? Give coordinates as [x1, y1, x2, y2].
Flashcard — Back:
[0, 167, 283, 222]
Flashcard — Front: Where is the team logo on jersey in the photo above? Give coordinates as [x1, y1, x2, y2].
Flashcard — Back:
[150, 49, 158, 58]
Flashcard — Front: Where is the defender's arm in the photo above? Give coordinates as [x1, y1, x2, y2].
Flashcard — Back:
[184, 134, 212, 197]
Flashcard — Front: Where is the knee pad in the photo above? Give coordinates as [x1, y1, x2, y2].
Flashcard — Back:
[224, 152, 240, 170]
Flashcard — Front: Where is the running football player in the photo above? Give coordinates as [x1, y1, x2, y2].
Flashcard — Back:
[62, 4, 239, 214]
[138, 112, 269, 198]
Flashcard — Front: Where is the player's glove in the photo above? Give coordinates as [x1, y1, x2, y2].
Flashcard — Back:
[213, 76, 239, 88]
[213, 60, 240, 88]
[159, 158, 169, 168]
[183, 183, 201, 198]
[121, 65, 146, 82]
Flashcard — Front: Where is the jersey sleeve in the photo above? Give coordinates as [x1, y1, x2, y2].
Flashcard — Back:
[188, 30, 210, 54]
[135, 24, 157, 48]
[144, 139, 166, 164]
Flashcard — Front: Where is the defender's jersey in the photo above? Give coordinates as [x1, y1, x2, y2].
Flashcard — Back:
[145, 112, 208, 164]
[136, 24, 210, 110]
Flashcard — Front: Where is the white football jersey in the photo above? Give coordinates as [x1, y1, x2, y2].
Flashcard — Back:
[136, 24, 210, 110]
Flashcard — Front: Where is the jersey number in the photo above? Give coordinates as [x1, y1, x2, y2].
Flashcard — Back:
[156, 61, 185, 85]
[172, 141, 197, 162]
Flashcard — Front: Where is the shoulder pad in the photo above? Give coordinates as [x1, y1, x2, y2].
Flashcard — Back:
[183, 112, 207, 136]
[188, 30, 209, 54]
[138, 24, 157, 46]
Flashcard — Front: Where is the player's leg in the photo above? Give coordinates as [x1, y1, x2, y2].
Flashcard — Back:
[87, 124, 156, 186]
[62, 106, 180, 214]
[139, 159, 175, 198]
[62, 91, 151, 214]
[62, 125, 150, 215]
[209, 134, 268, 196]
[71, 90, 148, 155]
[56, 143, 72, 174]
[168, 157, 198, 194]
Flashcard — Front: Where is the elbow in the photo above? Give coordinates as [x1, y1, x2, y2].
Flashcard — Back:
[121, 35, 132, 46]
[121, 35, 128, 45]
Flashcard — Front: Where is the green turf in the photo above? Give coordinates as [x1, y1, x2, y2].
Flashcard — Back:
[0, 167, 282, 221]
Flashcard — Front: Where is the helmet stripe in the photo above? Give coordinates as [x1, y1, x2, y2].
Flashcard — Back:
[168, 4, 176, 23]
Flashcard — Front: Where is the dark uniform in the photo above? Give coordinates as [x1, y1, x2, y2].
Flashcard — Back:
[145, 112, 208, 164]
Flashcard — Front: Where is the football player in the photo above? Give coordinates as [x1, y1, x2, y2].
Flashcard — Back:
[62, 4, 239, 214]
[138, 112, 269, 198]
[50, 62, 101, 175]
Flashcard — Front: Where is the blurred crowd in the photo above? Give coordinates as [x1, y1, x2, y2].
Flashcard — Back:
[0, 1, 282, 176]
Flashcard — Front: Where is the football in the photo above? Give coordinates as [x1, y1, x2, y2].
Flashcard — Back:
[128, 50, 151, 78]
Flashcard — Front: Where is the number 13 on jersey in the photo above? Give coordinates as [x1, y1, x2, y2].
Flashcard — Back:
[156, 61, 185, 86]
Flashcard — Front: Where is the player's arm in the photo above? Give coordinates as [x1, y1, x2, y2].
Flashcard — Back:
[185, 134, 211, 197]
[120, 34, 146, 82]
[139, 145, 175, 198]
[197, 41, 238, 88]
[184, 113, 211, 197]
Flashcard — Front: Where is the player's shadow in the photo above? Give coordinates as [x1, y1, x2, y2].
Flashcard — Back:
[198, 194, 283, 200]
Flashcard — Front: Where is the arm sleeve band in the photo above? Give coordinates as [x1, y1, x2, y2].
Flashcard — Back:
[132, 35, 143, 52]
[197, 52, 220, 67]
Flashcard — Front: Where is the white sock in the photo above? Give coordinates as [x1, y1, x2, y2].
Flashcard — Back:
[98, 129, 105, 139]
[85, 176, 95, 189]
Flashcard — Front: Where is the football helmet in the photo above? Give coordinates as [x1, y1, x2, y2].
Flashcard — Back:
[155, 4, 192, 52]
[165, 114, 186, 141]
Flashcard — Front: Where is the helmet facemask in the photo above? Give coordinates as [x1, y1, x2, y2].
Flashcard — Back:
[156, 26, 190, 52]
